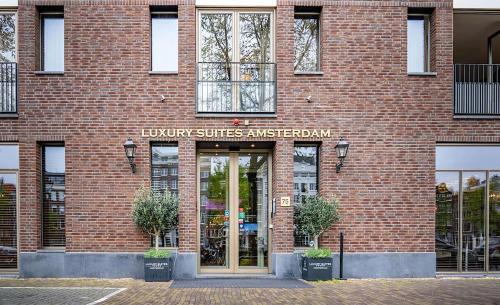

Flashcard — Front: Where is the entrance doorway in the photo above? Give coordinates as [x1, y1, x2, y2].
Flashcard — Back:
[198, 151, 271, 273]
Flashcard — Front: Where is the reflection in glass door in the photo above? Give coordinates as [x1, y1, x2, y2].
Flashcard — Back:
[435, 172, 460, 271]
[199, 152, 270, 273]
[489, 172, 500, 271]
[0, 173, 17, 269]
[462, 172, 486, 271]
[199, 154, 230, 268]
[238, 154, 268, 268]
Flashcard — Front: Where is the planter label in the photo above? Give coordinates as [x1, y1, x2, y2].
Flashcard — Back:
[307, 262, 332, 270]
[145, 262, 169, 270]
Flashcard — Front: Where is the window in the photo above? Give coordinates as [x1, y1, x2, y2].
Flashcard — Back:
[151, 143, 179, 247]
[151, 8, 178, 72]
[293, 144, 319, 247]
[0, 144, 19, 169]
[0, 12, 16, 62]
[436, 145, 500, 272]
[294, 7, 320, 72]
[0, 144, 18, 269]
[407, 13, 430, 73]
[42, 145, 65, 247]
[41, 12, 64, 71]
[197, 10, 275, 113]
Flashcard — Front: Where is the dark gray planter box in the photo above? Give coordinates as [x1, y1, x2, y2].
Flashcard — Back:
[144, 257, 172, 282]
[301, 257, 333, 281]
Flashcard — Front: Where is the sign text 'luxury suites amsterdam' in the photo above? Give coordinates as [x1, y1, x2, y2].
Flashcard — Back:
[141, 128, 332, 139]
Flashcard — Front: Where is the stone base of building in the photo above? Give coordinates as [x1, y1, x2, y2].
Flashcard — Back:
[19, 251, 197, 280]
[20, 251, 435, 279]
[272, 252, 436, 279]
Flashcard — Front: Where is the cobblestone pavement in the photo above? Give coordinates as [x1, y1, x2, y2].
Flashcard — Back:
[0, 278, 499, 305]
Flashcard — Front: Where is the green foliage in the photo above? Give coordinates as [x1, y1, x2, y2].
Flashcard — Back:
[144, 248, 171, 259]
[132, 186, 179, 251]
[296, 195, 340, 249]
[304, 248, 331, 258]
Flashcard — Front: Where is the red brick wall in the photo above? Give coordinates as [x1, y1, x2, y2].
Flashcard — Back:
[3, 0, 498, 256]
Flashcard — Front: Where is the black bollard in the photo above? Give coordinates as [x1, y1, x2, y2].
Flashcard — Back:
[339, 232, 346, 280]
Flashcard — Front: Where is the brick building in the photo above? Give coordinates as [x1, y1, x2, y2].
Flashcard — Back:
[0, 0, 499, 279]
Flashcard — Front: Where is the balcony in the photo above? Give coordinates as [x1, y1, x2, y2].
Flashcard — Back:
[0, 62, 17, 114]
[454, 10, 499, 117]
[454, 64, 500, 116]
[196, 62, 276, 114]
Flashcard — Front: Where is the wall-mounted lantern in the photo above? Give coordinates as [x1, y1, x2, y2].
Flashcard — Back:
[123, 138, 137, 173]
[335, 137, 349, 173]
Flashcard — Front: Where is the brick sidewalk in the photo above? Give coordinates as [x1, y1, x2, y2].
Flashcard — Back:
[0, 278, 499, 305]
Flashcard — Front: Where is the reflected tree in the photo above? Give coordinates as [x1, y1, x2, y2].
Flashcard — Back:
[294, 16, 319, 71]
[0, 14, 15, 62]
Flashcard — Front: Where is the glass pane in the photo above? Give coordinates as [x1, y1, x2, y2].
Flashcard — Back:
[462, 172, 486, 271]
[435, 171, 460, 271]
[0, 13, 16, 62]
[199, 13, 232, 63]
[43, 17, 64, 71]
[151, 14, 178, 71]
[489, 172, 500, 271]
[199, 154, 230, 267]
[0, 145, 19, 169]
[407, 18, 425, 73]
[436, 146, 500, 170]
[294, 15, 319, 72]
[239, 13, 273, 113]
[151, 144, 179, 248]
[0, 174, 17, 269]
[293, 145, 318, 247]
[44, 146, 65, 173]
[239, 13, 271, 63]
[198, 13, 233, 112]
[238, 153, 268, 268]
[43, 146, 65, 247]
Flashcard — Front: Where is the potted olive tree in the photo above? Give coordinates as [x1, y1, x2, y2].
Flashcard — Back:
[296, 195, 340, 281]
[132, 186, 178, 282]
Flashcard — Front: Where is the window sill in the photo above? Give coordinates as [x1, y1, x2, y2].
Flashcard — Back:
[149, 71, 178, 75]
[294, 71, 324, 76]
[453, 115, 500, 120]
[37, 248, 65, 253]
[0, 113, 18, 119]
[34, 71, 64, 75]
[407, 72, 437, 77]
[196, 113, 277, 118]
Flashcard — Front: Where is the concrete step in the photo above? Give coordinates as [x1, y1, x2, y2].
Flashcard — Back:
[437, 272, 500, 279]
[0, 273, 19, 279]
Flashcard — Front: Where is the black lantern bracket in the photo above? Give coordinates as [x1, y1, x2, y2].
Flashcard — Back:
[335, 137, 349, 173]
[123, 138, 137, 173]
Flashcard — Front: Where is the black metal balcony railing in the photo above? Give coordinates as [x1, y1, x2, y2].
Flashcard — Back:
[197, 62, 276, 113]
[0, 62, 17, 114]
[454, 64, 500, 116]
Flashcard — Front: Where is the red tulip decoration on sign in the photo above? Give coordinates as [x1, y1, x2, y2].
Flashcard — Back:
[232, 118, 240, 126]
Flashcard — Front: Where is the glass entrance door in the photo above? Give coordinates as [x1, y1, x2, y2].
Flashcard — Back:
[199, 152, 270, 273]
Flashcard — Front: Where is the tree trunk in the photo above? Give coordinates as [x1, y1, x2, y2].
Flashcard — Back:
[155, 233, 160, 252]
[314, 235, 319, 250]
